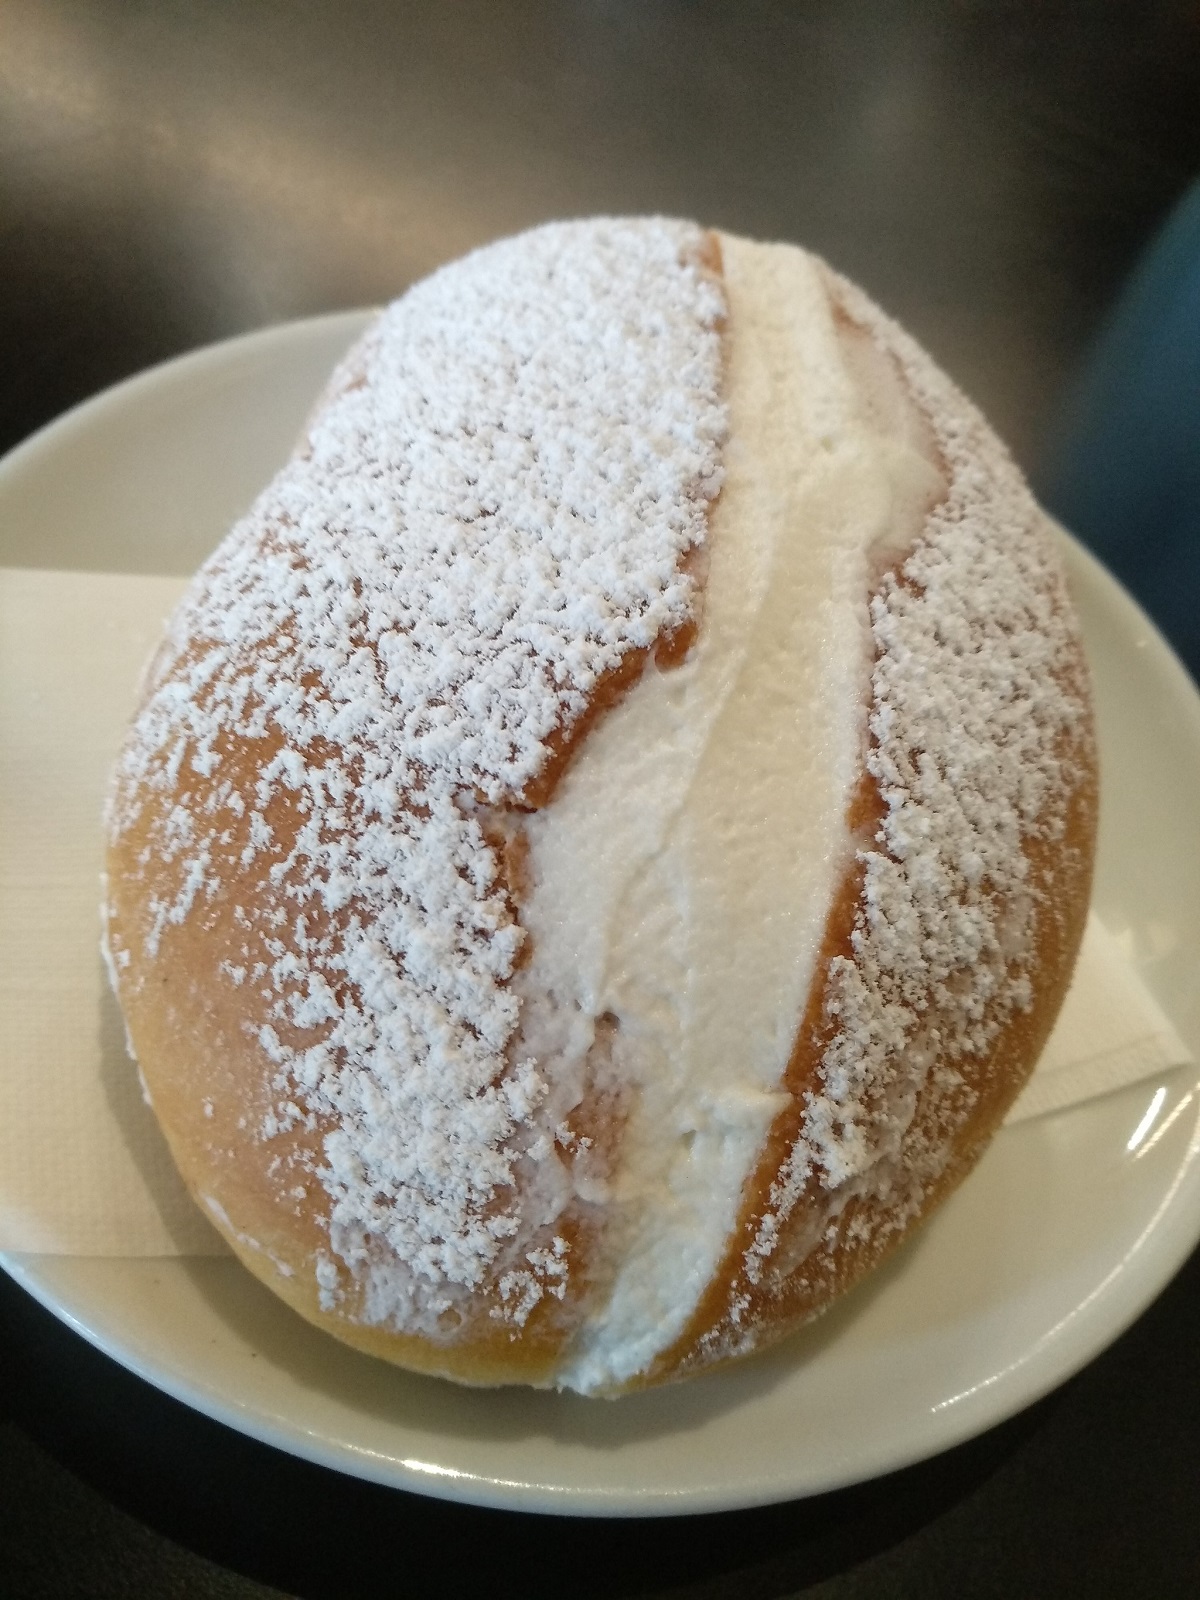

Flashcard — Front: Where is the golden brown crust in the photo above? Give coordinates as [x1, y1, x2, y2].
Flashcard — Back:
[105, 222, 1098, 1394]
[105, 230, 730, 1387]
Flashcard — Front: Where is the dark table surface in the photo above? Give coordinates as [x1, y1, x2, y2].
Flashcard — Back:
[3, 3, 1200, 1596]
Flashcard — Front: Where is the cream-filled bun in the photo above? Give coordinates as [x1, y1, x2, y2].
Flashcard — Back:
[103, 220, 1097, 1395]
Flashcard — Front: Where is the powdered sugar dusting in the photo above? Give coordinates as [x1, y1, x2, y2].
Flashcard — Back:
[107, 218, 725, 1326]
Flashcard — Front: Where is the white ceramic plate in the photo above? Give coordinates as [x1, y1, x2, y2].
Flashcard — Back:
[3, 316, 1200, 1518]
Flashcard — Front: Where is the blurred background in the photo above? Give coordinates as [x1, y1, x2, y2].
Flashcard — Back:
[3, 1, 1198, 468]
[2, 2, 1199, 1597]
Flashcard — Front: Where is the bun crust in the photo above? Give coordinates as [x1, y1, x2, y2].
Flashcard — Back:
[104, 221, 1096, 1394]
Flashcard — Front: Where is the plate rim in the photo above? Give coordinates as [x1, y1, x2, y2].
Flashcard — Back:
[0, 307, 377, 485]
[3, 315, 1200, 1517]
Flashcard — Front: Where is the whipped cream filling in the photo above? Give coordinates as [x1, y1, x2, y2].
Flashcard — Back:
[517, 234, 944, 1395]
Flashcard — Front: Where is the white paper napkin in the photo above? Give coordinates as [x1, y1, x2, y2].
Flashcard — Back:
[0, 566, 1192, 1256]
[1005, 912, 1191, 1122]
[0, 567, 222, 1253]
